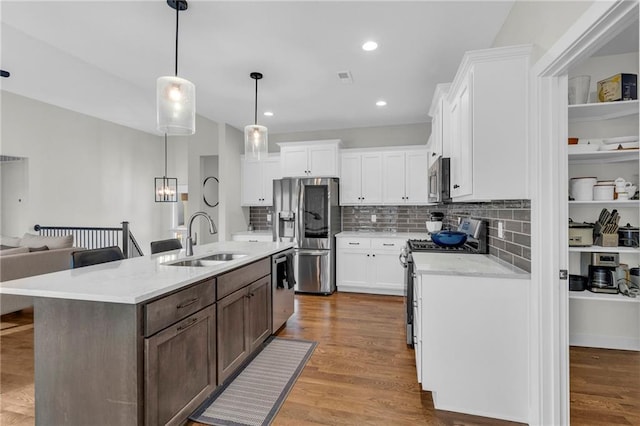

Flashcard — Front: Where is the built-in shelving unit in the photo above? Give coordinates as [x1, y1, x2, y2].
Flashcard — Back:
[566, 54, 639, 351]
[568, 99, 639, 122]
[568, 200, 639, 206]
[568, 149, 639, 164]
[569, 290, 640, 303]
[569, 245, 640, 254]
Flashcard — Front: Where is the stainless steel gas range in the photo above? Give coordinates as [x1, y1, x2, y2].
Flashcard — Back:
[400, 218, 488, 347]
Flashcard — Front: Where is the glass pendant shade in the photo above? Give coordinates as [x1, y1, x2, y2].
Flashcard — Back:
[157, 75, 196, 135]
[155, 177, 178, 202]
[244, 124, 268, 160]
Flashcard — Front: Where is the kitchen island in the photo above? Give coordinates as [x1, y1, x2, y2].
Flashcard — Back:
[0, 241, 294, 426]
[412, 253, 531, 423]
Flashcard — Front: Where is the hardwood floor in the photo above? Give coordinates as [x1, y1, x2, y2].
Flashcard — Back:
[1, 294, 639, 425]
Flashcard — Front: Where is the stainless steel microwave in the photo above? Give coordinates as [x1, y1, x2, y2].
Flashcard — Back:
[428, 156, 451, 204]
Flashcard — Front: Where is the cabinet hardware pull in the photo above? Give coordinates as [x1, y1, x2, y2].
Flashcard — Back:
[348, 242, 360, 245]
[432, 152, 437, 157]
[453, 184, 460, 189]
[383, 243, 394, 246]
[249, 240, 258, 242]
[250, 293, 255, 297]
[372, 254, 375, 257]
[367, 254, 370, 257]
[177, 317, 199, 331]
[176, 298, 199, 309]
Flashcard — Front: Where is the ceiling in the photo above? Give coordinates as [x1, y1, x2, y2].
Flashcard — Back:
[1, 1, 516, 136]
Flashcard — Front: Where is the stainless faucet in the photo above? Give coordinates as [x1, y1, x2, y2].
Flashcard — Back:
[186, 211, 217, 256]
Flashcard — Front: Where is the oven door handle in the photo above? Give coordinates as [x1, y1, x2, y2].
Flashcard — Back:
[399, 252, 407, 268]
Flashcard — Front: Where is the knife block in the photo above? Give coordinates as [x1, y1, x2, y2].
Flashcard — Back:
[596, 233, 618, 247]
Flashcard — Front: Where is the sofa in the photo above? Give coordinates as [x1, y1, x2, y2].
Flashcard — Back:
[0, 233, 81, 315]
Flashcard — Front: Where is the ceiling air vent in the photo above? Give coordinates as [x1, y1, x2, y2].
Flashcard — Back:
[337, 70, 353, 84]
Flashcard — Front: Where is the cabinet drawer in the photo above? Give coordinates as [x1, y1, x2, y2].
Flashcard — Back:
[337, 238, 371, 249]
[145, 278, 216, 337]
[371, 238, 406, 251]
[217, 258, 270, 300]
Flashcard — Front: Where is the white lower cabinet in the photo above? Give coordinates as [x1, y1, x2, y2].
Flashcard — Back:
[336, 236, 405, 296]
[417, 272, 530, 423]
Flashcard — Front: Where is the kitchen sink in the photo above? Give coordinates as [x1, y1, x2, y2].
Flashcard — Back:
[199, 253, 248, 261]
[166, 253, 248, 267]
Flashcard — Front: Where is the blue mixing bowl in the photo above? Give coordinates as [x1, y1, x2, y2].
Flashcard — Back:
[431, 230, 467, 248]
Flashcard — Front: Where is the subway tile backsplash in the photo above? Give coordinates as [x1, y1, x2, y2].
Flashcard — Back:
[250, 200, 531, 272]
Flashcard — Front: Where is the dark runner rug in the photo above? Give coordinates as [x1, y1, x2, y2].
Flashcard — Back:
[189, 337, 317, 426]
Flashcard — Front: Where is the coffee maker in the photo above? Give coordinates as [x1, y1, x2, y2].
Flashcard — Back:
[582, 252, 619, 294]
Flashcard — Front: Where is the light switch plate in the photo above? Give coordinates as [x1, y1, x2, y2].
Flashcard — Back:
[498, 221, 504, 239]
[371, 214, 376, 223]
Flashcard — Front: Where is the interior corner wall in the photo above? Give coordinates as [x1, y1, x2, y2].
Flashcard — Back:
[491, 1, 594, 63]
[218, 124, 247, 241]
[268, 122, 431, 151]
[0, 91, 169, 253]
[184, 115, 219, 244]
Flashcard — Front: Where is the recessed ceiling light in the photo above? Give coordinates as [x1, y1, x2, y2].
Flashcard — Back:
[362, 41, 378, 51]
[376, 100, 387, 107]
[263, 111, 274, 117]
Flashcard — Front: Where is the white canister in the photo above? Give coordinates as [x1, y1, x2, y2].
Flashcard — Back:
[617, 191, 629, 201]
[570, 177, 597, 201]
[593, 184, 615, 201]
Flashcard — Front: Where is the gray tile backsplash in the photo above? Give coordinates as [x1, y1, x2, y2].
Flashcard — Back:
[250, 200, 531, 272]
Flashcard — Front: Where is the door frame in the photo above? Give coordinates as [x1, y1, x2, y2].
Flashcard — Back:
[529, 1, 638, 425]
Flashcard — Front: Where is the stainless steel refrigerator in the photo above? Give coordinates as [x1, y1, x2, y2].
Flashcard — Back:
[272, 178, 340, 294]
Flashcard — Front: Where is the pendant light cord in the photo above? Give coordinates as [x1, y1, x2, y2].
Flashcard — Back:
[164, 134, 168, 177]
[174, 3, 179, 76]
[254, 77, 258, 125]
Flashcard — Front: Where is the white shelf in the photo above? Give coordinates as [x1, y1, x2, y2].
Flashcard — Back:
[569, 245, 640, 253]
[569, 290, 640, 303]
[569, 200, 640, 206]
[568, 149, 639, 164]
[568, 100, 639, 122]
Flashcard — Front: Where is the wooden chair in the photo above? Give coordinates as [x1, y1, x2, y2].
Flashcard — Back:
[150, 238, 183, 254]
[71, 246, 124, 268]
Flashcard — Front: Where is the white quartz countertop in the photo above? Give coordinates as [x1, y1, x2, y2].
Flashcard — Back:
[336, 231, 430, 240]
[0, 241, 294, 304]
[413, 252, 530, 279]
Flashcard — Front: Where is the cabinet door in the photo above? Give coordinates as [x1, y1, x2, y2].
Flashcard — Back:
[241, 159, 264, 206]
[336, 249, 370, 290]
[360, 152, 383, 204]
[262, 157, 281, 205]
[450, 74, 473, 198]
[340, 153, 362, 204]
[281, 146, 309, 177]
[145, 305, 216, 426]
[371, 251, 404, 295]
[247, 276, 272, 352]
[404, 150, 429, 204]
[308, 145, 337, 176]
[217, 289, 249, 384]
[381, 152, 406, 204]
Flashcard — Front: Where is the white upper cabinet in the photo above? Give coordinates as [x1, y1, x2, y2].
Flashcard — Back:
[278, 140, 341, 177]
[427, 83, 451, 167]
[241, 155, 281, 206]
[382, 148, 429, 205]
[446, 45, 532, 201]
[340, 151, 383, 205]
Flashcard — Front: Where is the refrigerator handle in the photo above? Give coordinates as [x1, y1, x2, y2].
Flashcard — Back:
[297, 250, 329, 256]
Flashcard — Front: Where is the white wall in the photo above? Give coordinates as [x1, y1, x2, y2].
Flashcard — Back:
[218, 124, 248, 241]
[269, 122, 430, 150]
[0, 91, 172, 253]
[492, 1, 594, 63]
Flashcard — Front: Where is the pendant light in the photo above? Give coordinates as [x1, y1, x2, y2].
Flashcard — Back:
[244, 72, 268, 160]
[155, 134, 178, 202]
[157, 0, 195, 135]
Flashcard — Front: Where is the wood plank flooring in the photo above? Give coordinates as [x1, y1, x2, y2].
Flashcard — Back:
[1, 294, 639, 425]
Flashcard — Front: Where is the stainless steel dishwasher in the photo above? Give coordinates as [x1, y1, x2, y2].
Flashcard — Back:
[272, 249, 295, 331]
